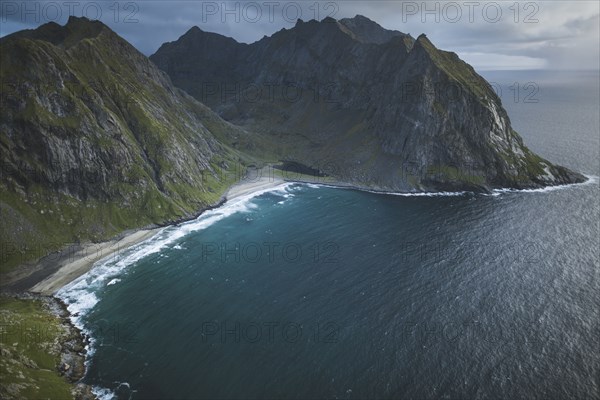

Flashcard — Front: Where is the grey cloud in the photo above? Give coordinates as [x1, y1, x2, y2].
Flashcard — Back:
[0, 0, 597, 70]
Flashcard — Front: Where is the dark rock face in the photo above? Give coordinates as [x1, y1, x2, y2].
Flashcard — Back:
[338, 15, 412, 44]
[151, 15, 585, 192]
[0, 17, 251, 269]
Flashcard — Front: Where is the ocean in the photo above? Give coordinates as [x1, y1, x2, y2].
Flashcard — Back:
[58, 70, 599, 399]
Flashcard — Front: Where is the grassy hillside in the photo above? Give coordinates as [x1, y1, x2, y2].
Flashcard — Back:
[0, 296, 83, 399]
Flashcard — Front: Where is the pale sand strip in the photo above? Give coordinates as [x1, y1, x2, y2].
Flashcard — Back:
[29, 228, 160, 296]
[226, 171, 284, 201]
[24, 173, 285, 296]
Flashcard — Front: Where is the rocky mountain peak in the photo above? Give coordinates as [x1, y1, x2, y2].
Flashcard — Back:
[182, 25, 204, 36]
[339, 14, 413, 44]
[1, 16, 108, 48]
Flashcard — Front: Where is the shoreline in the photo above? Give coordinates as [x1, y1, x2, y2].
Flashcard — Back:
[0, 228, 161, 296]
[45, 294, 95, 399]
[2, 171, 595, 297]
[0, 292, 94, 399]
[30, 229, 161, 296]
[282, 173, 598, 197]
[1, 172, 286, 298]
[226, 174, 285, 200]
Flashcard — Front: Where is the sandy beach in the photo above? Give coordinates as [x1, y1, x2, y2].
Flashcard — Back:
[1, 172, 286, 297]
[226, 171, 284, 200]
[28, 228, 160, 296]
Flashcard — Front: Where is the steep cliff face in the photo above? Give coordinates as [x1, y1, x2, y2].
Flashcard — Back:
[151, 15, 585, 191]
[0, 17, 253, 271]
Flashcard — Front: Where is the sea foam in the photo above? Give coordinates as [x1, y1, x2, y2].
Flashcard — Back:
[299, 175, 598, 198]
[491, 174, 598, 195]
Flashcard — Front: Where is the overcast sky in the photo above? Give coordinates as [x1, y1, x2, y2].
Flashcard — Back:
[1, 1, 598, 70]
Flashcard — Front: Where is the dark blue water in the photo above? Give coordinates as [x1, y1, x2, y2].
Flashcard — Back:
[60, 71, 599, 399]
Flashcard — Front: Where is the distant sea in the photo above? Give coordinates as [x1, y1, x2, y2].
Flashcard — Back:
[59, 70, 599, 399]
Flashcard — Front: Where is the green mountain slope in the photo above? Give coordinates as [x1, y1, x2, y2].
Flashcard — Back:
[0, 17, 254, 273]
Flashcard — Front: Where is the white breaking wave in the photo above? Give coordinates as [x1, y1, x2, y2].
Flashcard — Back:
[385, 190, 467, 197]
[269, 188, 295, 198]
[302, 182, 467, 197]
[491, 174, 598, 195]
[304, 183, 323, 189]
[268, 186, 297, 204]
[300, 175, 598, 198]
[91, 386, 115, 400]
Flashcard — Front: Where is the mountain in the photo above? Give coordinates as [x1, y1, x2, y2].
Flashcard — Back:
[0, 17, 256, 272]
[0, 16, 587, 272]
[151, 15, 585, 192]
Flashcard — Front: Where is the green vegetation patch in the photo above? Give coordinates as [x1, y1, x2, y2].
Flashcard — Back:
[418, 37, 490, 101]
[0, 297, 73, 400]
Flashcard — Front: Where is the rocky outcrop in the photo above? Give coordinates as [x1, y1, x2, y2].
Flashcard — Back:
[0, 294, 94, 400]
[151, 15, 585, 192]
